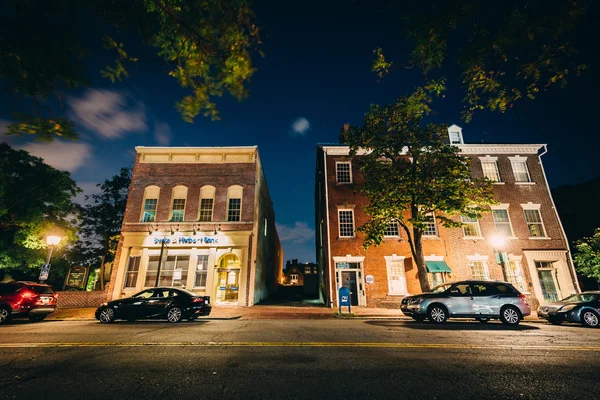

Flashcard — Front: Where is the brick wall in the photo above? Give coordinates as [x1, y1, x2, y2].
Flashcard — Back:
[56, 291, 107, 309]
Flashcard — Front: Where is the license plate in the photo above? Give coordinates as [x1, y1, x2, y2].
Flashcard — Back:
[41, 297, 50, 304]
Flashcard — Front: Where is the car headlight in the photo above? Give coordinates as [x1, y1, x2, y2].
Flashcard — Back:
[410, 297, 424, 305]
[560, 304, 577, 312]
[101, 302, 108, 306]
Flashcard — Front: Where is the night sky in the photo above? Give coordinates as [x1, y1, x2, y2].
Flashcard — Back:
[1, 0, 599, 263]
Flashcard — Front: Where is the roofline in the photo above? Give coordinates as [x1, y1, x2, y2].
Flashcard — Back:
[136, 145, 258, 153]
[319, 143, 546, 155]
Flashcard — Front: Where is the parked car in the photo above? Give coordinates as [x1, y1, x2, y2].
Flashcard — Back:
[400, 280, 531, 325]
[95, 287, 211, 323]
[0, 281, 58, 325]
[537, 291, 600, 328]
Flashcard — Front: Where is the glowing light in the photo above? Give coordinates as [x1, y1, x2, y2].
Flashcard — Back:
[490, 235, 505, 249]
[46, 235, 62, 246]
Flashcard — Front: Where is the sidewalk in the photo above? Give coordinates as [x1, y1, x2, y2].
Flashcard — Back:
[46, 305, 544, 323]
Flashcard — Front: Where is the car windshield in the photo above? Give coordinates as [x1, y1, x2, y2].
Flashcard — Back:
[432, 284, 452, 293]
[561, 293, 599, 303]
[30, 285, 54, 294]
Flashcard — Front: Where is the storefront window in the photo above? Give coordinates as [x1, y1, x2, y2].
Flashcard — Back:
[159, 255, 189, 288]
[195, 255, 209, 288]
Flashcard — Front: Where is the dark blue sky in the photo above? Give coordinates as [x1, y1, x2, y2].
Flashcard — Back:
[2, 0, 599, 262]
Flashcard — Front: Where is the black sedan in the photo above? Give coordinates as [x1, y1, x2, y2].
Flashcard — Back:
[537, 291, 600, 327]
[95, 287, 211, 323]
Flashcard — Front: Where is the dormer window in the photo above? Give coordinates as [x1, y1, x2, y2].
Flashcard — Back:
[447, 124, 464, 145]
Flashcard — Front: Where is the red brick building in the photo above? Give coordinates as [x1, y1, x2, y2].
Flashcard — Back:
[107, 146, 282, 306]
[315, 125, 579, 309]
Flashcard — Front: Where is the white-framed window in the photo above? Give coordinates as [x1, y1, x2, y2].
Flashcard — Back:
[491, 206, 514, 237]
[336, 161, 352, 184]
[384, 220, 400, 237]
[479, 156, 501, 182]
[123, 256, 140, 288]
[448, 125, 464, 145]
[141, 186, 160, 222]
[506, 260, 526, 292]
[429, 272, 446, 288]
[145, 256, 160, 287]
[159, 255, 189, 288]
[198, 185, 215, 222]
[385, 258, 407, 295]
[469, 260, 489, 280]
[423, 213, 438, 237]
[523, 207, 546, 237]
[227, 185, 243, 222]
[305, 266, 311, 274]
[509, 156, 531, 183]
[194, 255, 209, 288]
[461, 215, 481, 237]
[338, 209, 355, 237]
[170, 186, 188, 222]
[290, 274, 298, 282]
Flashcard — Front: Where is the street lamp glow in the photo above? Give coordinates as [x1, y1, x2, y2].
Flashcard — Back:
[490, 235, 505, 249]
[46, 235, 62, 246]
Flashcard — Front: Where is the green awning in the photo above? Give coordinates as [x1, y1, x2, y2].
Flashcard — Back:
[425, 261, 452, 273]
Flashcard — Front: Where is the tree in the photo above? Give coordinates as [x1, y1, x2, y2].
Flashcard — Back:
[75, 167, 131, 290]
[373, 1, 591, 122]
[574, 228, 600, 282]
[341, 85, 496, 292]
[1, 0, 260, 141]
[0, 142, 80, 273]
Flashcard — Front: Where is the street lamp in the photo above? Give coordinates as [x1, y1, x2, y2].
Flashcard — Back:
[41, 235, 61, 283]
[490, 235, 508, 281]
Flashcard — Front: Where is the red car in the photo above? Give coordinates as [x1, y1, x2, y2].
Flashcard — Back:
[0, 281, 58, 324]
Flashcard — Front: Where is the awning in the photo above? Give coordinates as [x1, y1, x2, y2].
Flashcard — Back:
[425, 261, 451, 273]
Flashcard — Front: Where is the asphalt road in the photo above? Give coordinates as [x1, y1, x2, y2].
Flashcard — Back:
[0, 319, 598, 400]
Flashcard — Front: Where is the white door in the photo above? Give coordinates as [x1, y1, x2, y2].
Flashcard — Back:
[386, 259, 407, 295]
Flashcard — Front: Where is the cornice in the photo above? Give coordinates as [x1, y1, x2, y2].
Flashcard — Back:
[322, 144, 544, 156]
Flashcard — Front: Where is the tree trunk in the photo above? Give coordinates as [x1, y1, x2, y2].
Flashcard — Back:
[99, 254, 106, 291]
[413, 228, 431, 293]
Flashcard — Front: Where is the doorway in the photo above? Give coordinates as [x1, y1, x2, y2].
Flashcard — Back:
[536, 261, 559, 302]
[341, 271, 359, 306]
[214, 254, 241, 303]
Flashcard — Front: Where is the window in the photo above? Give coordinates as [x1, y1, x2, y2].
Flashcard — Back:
[336, 162, 352, 183]
[338, 210, 354, 237]
[141, 185, 160, 222]
[469, 261, 489, 280]
[510, 158, 531, 182]
[199, 185, 215, 222]
[386, 259, 407, 295]
[384, 221, 400, 237]
[123, 256, 140, 288]
[524, 209, 546, 237]
[423, 213, 438, 237]
[492, 208, 514, 237]
[448, 126, 464, 145]
[461, 215, 481, 237]
[171, 199, 186, 222]
[481, 160, 501, 182]
[145, 256, 160, 287]
[227, 185, 243, 222]
[158, 255, 189, 288]
[305, 266, 311, 274]
[506, 260, 526, 292]
[429, 272, 446, 288]
[290, 274, 298, 282]
[195, 255, 209, 288]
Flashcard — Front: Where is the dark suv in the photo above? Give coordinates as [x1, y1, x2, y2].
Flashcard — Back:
[0, 281, 57, 324]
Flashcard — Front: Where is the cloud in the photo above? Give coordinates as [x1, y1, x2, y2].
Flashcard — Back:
[290, 117, 310, 137]
[276, 221, 315, 243]
[154, 121, 172, 146]
[20, 141, 92, 172]
[69, 89, 147, 139]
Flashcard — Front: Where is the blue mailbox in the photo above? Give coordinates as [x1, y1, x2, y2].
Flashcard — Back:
[338, 286, 352, 313]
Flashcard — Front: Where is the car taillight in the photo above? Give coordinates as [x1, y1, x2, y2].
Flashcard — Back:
[53, 293, 59, 299]
[192, 297, 204, 303]
[20, 290, 35, 299]
[518, 293, 529, 303]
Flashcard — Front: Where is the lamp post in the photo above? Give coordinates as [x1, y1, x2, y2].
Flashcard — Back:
[490, 235, 508, 282]
[41, 235, 61, 283]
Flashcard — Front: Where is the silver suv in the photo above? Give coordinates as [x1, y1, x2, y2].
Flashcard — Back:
[400, 280, 531, 325]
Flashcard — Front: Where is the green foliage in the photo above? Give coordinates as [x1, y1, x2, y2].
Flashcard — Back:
[1, 0, 260, 140]
[374, 1, 590, 122]
[0, 143, 80, 272]
[342, 85, 496, 291]
[574, 228, 600, 282]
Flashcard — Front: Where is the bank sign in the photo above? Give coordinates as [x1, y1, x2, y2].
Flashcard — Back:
[154, 236, 219, 245]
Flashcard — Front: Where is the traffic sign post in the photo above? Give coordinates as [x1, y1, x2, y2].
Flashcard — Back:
[39, 264, 50, 283]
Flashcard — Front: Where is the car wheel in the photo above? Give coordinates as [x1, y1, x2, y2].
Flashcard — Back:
[476, 318, 489, 324]
[0, 306, 11, 325]
[167, 307, 182, 323]
[98, 307, 115, 324]
[412, 316, 426, 323]
[500, 306, 521, 326]
[28, 315, 46, 322]
[581, 310, 600, 328]
[427, 305, 448, 324]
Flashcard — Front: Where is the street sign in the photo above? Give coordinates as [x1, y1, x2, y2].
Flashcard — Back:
[339, 286, 352, 314]
[39, 264, 50, 282]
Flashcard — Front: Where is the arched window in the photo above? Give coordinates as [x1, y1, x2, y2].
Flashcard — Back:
[141, 186, 160, 222]
[227, 185, 243, 222]
[198, 185, 216, 222]
[170, 185, 188, 222]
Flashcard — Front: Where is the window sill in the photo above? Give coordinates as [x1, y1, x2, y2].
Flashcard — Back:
[338, 236, 355, 240]
[422, 236, 441, 240]
[387, 293, 408, 297]
[529, 237, 551, 240]
[463, 236, 485, 240]
[515, 182, 535, 185]
[493, 182, 505, 185]
[336, 182, 353, 185]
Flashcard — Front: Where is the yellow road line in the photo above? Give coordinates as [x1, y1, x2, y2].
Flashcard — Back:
[0, 342, 599, 351]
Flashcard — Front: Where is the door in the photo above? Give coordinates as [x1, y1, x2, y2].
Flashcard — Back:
[538, 269, 559, 302]
[126, 289, 156, 319]
[446, 283, 474, 315]
[142, 289, 173, 318]
[341, 271, 358, 306]
[215, 269, 240, 302]
[470, 283, 495, 316]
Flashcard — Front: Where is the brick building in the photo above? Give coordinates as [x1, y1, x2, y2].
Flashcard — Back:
[107, 146, 282, 306]
[315, 125, 579, 309]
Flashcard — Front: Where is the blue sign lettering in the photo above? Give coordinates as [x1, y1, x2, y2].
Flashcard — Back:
[153, 236, 219, 245]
